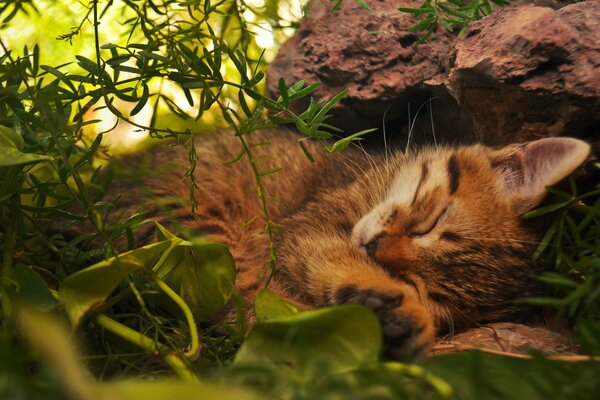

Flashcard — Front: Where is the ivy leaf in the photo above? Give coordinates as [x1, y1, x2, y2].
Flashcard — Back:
[254, 288, 300, 321]
[59, 240, 173, 327]
[14, 266, 59, 312]
[234, 290, 381, 379]
[155, 237, 236, 321]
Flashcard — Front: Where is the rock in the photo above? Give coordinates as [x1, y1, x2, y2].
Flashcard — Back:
[431, 322, 579, 356]
[266, 0, 459, 144]
[267, 0, 598, 146]
[446, 1, 600, 144]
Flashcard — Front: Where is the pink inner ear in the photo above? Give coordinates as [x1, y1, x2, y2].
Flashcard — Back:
[523, 140, 574, 179]
[492, 137, 590, 210]
[522, 138, 590, 190]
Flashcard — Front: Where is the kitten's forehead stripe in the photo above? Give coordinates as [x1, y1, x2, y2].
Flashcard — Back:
[448, 154, 460, 194]
[411, 161, 430, 206]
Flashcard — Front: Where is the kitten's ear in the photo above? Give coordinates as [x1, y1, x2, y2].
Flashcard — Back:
[490, 137, 590, 212]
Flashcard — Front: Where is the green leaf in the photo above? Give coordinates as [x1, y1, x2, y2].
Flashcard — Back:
[438, 3, 470, 19]
[0, 147, 52, 167]
[410, 16, 436, 33]
[327, 128, 377, 153]
[398, 7, 434, 15]
[155, 238, 236, 321]
[14, 266, 59, 312]
[311, 89, 349, 124]
[96, 380, 264, 400]
[537, 273, 578, 288]
[75, 55, 101, 75]
[250, 71, 265, 86]
[533, 219, 559, 261]
[278, 77, 289, 107]
[288, 82, 319, 101]
[255, 289, 300, 321]
[353, 0, 371, 11]
[330, 0, 344, 12]
[131, 83, 149, 116]
[238, 90, 253, 118]
[521, 199, 572, 219]
[426, 350, 600, 400]
[17, 308, 94, 400]
[59, 240, 173, 327]
[298, 138, 315, 162]
[0, 125, 24, 150]
[106, 55, 131, 66]
[235, 290, 381, 379]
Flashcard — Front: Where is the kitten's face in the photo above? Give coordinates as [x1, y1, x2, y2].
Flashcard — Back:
[351, 139, 590, 326]
[351, 146, 526, 271]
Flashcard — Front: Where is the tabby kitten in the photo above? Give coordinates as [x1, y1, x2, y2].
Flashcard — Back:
[109, 129, 590, 358]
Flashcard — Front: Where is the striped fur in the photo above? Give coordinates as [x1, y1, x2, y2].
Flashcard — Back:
[104, 130, 589, 358]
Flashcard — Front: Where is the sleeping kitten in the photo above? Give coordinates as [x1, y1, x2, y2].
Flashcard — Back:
[106, 129, 590, 358]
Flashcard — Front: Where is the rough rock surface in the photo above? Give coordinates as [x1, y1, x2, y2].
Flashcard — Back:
[447, 1, 600, 144]
[267, 0, 459, 143]
[267, 0, 599, 146]
[431, 323, 579, 356]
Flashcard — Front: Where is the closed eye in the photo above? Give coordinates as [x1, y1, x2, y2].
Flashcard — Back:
[408, 206, 448, 238]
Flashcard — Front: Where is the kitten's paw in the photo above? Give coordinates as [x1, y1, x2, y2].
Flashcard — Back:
[335, 286, 434, 359]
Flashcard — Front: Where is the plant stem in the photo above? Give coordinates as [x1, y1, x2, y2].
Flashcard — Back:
[236, 133, 278, 284]
[95, 313, 198, 381]
[152, 273, 201, 361]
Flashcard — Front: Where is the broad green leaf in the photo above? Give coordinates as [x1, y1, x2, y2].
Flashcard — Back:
[255, 289, 300, 321]
[425, 350, 600, 400]
[155, 221, 177, 241]
[235, 294, 381, 379]
[156, 239, 236, 321]
[17, 308, 95, 400]
[96, 379, 265, 400]
[59, 240, 172, 326]
[0, 147, 52, 167]
[14, 266, 59, 312]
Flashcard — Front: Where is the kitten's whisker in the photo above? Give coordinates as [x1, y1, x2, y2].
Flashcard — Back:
[348, 142, 388, 205]
[406, 103, 413, 154]
[428, 98, 438, 149]
[382, 101, 397, 162]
